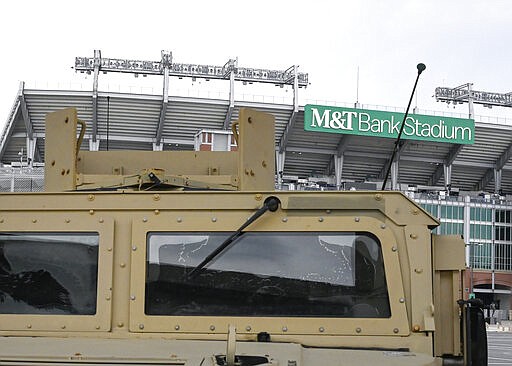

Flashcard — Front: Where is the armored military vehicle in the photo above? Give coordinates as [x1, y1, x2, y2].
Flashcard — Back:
[0, 107, 486, 365]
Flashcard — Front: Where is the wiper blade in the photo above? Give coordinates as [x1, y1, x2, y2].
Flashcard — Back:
[187, 196, 280, 279]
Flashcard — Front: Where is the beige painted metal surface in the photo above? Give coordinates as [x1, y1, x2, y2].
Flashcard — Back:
[45, 107, 274, 192]
[0, 190, 459, 365]
[433, 234, 465, 357]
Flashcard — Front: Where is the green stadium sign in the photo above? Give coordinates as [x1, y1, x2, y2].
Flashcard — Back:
[304, 104, 474, 144]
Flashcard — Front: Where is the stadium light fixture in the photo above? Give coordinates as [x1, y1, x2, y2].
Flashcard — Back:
[435, 84, 512, 108]
[75, 50, 309, 88]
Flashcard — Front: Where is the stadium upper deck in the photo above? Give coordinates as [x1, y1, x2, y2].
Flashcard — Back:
[2, 81, 512, 195]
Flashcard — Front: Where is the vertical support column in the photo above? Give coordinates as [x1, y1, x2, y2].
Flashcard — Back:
[467, 83, 474, 120]
[436, 202, 442, 235]
[223, 58, 237, 130]
[19, 81, 37, 164]
[464, 195, 471, 267]
[89, 73, 100, 151]
[334, 154, 344, 190]
[163, 60, 169, 100]
[494, 169, 502, 194]
[276, 151, 286, 187]
[391, 160, 399, 190]
[223, 69, 235, 129]
[277, 65, 300, 154]
[156, 51, 170, 144]
[463, 195, 473, 296]
[293, 65, 299, 110]
[161, 62, 169, 125]
[444, 164, 452, 190]
[491, 206, 496, 294]
[26, 137, 37, 166]
[228, 69, 234, 115]
[92, 49, 101, 145]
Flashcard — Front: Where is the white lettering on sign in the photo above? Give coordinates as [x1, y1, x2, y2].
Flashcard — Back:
[305, 105, 474, 144]
[403, 118, 472, 141]
[310, 108, 355, 130]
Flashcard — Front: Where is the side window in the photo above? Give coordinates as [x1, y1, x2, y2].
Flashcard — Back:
[145, 232, 390, 318]
[0, 233, 99, 315]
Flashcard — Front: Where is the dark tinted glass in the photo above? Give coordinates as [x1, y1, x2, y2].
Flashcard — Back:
[0, 233, 99, 315]
[146, 232, 390, 318]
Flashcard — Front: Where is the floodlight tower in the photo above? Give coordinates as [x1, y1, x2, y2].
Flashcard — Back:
[435, 83, 512, 118]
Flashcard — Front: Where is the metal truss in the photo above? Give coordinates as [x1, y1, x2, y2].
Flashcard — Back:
[435, 83, 512, 108]
[75, 51, 308, 87]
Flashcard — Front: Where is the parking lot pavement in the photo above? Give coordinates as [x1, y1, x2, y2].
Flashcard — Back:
[488, 331, 512, 365]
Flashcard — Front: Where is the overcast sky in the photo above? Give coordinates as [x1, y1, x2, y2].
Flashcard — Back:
[1, 0, 512, 133]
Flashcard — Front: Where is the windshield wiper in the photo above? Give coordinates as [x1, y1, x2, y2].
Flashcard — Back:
[186, 196, 280, 279]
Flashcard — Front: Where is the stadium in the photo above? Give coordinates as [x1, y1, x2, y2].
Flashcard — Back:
[1, 50, 511, 322]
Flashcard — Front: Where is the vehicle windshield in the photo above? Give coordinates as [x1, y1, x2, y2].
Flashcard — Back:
[145, 232, 390, 318]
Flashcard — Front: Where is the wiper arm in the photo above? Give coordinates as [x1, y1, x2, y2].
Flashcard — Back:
[187, 196, 280, 279]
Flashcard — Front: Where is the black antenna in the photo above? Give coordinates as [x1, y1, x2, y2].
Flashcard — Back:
[106, 95, 110, 151]
[381, 63, 426, 191]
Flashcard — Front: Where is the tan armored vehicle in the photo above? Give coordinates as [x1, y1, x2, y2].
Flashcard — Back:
[0, 108, 486, 365]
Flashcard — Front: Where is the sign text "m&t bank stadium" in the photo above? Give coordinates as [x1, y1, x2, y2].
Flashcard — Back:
[304, 104, 474, 144]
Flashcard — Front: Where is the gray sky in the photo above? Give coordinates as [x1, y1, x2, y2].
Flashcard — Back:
[2, 0, 512, 132]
